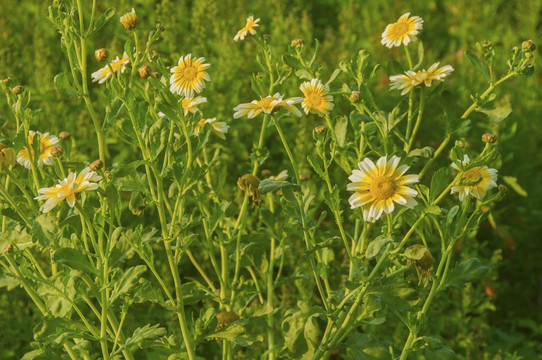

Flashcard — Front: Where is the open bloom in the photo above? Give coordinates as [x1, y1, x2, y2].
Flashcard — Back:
[234, 16, 260, 41]
[182, 97, 207, 116]
[389, 62, 454, 95]
[35, 167, 102, 213]
[17, 131, 59, 169]
[0, 143, 16, 172]
[451, 155, 498, 201]
[91, 52, 129, 84]
[193, 118, 229, 140]
[299, 78, 334, 115]
[381, 12, 423, 48]
[233, 93, 302, 119]
[347, 155, 419, 223]
[169, 54, 211, 98]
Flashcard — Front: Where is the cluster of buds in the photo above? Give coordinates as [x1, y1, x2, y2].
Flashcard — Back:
[479, 40, 495, 65]
[508, 40, 535, 76]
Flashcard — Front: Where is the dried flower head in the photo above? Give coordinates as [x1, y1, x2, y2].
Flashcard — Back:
[237, 174, 261, 206]
[215, 311, 240, 331]
[11, 85, 24, 95]
[90, 159, 104, 172]
[139, 64, 151, 79]
[95, 48, 108, 62]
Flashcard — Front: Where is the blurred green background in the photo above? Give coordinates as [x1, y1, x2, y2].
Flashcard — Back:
[1, 0, 541, 358]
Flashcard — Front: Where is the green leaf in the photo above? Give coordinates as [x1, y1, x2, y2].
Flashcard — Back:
[441, 258, 489, 290]
[465, 49, 489, 80]
[334, 116, 348, 147]
[89, 8, 115, 37]
[423, 336, 456, 360]
[403, 246, 428, 260]
[124, 39, 134, 63]
[386, 59, 403, 76]
[209, 319, 263, 346]
[52, 248, 98, 276]
[54, 73, 83, 97]
[110, 265, 147, 304]
[32, 215, 55, 247]
[114, 324, 167, 355]
[283, 54, 303, 69]
[346, 333, 392, 360]
[502, 176, 528, 196]
[325, 68, 342, 86]
[477, 103, 512, 122]
[281, 301, 322, 359]
[430, 168, 452, 202]
[408, 146, 434, 158]
[258, 179, 300, 194]
[365, 236, 394, 259]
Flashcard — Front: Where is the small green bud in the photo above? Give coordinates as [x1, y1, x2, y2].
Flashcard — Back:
[482, 133, 497, 144]
[522, 40, 536, 52]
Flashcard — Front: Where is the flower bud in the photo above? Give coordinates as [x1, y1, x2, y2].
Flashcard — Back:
[522, 40, 536, 52]
[498, 184, 508, 194]
[291, 38, 304, 47]
[349, 90, 362, 103]
[263, 34, 271, 41]
[120, 8, 138, 30]
[156, 23, 165, 32]
[90, 159, 104, 172]
[314, 125, 326, 134]
[482, 133, 497, 144]
[261, 169, 272, 177]
[482, 41, 492, 49]
[151, 71, 160, 78]
[299, 174, 308, 181]
[95, 48, 108, 62]
[50, 146, 64, 158]
[104, 170, 112, 180]
[59, 131, 71, 140]
[11, 85, 24, 95]
[1, 77, 11, 86]
[139, 65, 151, 79]
[237, 174, 261, 206]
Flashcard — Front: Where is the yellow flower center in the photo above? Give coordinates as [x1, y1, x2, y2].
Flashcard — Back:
[462, 167, 483, 185]
[183, 66, 198, 81]
[390, 22, 411, 37]
[308, 93, 322, 106]
[369, 176, 396, 200]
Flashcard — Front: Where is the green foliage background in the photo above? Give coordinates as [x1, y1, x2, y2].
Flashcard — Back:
[1, 0, 541, 358]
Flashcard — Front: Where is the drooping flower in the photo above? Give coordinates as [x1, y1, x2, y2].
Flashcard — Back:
[182, 97, 207, 116]
[451, 155, 498, 201]
[169, 54, 211, 98]
[91, 52, 130, 84]
[35, 167, 102, 213]
[17, 131, 59, 169]
[120, 8, 138, 30]
[234, 16, 260, 41]
[299, 78, 334, 115]
[237, 174, 261, 206]
[381, 12, 424, 48]
[347, 155, 419, 223]
[389, 62, 454, 95]
[233, 93, 302, 119]
[193, 118, 229, 140]
[0, 143, 16, 172]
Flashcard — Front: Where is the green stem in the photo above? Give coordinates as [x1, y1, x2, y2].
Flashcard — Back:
[405, 87, 425, 152]
[267, 236, 276, 360]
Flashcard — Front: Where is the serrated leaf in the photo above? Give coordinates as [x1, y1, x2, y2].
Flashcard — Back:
[441, 258, 489, 290]
[465, 49, 489, 80]
[110, 265, 147, 304]
[423, 336, 456, 360]
[52, 248, 98, 275]
[478, 104, 512, 122]
[258, 179, 300, 194]
[114, 324, 167, 355]
[54, 73, 83, 97]
[365, 236, 393, 259]
[88, 8, 115, 37]
[283, 54, 303, 69]
[430, 168, 452, 202]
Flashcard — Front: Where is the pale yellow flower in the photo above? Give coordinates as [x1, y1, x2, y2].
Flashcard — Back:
[0, 143, 16, 172]
[389, 62, 454, 95]
[120, 8, 138, 30]
[193, 118, 229, 140]
[381, 12, 423, 48]
[451, 155, 498, 201]
[17, 131, 59, 169]
[91, 52, 129, 84]
[169, 54, 211, 98]
[233, 93, 302, 119]
[347, 155, 419, 223]
[35, 167, 102, 213]
[299, 78, 334, 115]
[182, 97, 207, 116]
[234, 16, 260, 41]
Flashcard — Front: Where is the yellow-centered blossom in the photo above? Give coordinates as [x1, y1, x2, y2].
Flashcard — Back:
[91, 52, 130, 84]
[234, 16, 260, 41]
[389, 62, 454, 95]
[347, 155, 419, 223]
[299, 78, 334, 115]
[169, 54, 211, 98]
[35, 167, 102, 213]
[451, 155, 498, 201]
[381, 12, 423, 48]
[182, 97, 207, 116]
[193, 118, 229, 140]
[233, 93, 302, 119]
[17, 131, 59, 169]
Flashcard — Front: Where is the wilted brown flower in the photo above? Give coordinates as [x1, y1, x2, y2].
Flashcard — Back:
[237, 174, 261, 206]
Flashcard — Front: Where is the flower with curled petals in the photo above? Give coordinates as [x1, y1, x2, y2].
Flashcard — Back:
[389, 62, 454, 95]
[381, 12, 423, 48]
[451, 155, 498, 201]
[347, 155, 419, 223]
[17, 131, 59, 169]
[91, 52, 129, 84]
[169, 54, 211, 98]
[234, 16, 260, 41]
[233, 93, 302, 119]
[35, 167, 102, 213]
[193, 118, 229, 140]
